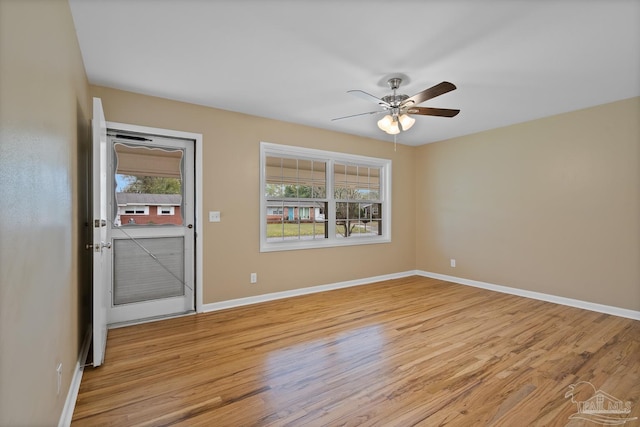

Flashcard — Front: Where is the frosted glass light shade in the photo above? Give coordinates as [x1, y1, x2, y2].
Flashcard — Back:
[399, 114, 415, 131]
[386, 120, 400, 135]
[377, 115, 393, 132]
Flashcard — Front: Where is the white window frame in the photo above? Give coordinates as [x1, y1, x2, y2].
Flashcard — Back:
[260, 142, 391, 252]
[157, 206, 175, 216]
[121, 205, 149, 215]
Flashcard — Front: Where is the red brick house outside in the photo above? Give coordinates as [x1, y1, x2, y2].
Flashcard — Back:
[116, 193, 182, 226]
[266, 202, 325, 224]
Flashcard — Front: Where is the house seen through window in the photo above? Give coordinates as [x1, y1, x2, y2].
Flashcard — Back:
[261, 142, 391, 252]
[114, 143, 184, 226]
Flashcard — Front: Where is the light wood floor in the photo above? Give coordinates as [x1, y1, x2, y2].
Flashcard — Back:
[72, 276, 640, 426]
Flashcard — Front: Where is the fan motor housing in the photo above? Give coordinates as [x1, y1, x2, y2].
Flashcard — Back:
[381, 94, 409, 107]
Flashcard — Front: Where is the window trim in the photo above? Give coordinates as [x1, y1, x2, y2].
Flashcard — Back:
[260, 142, 391, 252]
[121, 205, 149, 215]
[157, 206, 175, 216]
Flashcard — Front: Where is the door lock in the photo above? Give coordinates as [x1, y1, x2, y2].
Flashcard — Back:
[94, 219, 107, 228]
[85, 242, 112, 251]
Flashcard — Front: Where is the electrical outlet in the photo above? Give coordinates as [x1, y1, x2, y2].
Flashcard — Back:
[250, 273, 257, 284]
[209, 211, 221, 222]
[56, 363, 63, 395]
[450, 259, 456, 268]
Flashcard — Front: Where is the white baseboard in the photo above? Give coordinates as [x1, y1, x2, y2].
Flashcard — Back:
[201, 271, 416, 313]
[416, 270, 640, 321]
[58, 328, 92, 427]
[202, 270, 640, 320]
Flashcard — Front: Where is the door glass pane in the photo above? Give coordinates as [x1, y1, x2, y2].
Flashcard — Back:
[113, 237, 185, 305]
[114, 143, 184, 226]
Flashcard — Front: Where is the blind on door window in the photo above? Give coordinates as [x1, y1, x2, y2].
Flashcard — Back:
[113, 237, 185, 305]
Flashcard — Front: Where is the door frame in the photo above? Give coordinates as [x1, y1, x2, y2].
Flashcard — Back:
[106, 121, 204, 316]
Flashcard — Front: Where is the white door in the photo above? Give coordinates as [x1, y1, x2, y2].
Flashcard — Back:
[91, 97, 109, 367]
[106, 132, 195, 324]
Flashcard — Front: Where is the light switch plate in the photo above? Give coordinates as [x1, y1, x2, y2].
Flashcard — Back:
[209, 211, 221, 222]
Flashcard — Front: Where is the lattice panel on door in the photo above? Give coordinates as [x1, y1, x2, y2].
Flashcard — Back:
[113, 237, 185, 305]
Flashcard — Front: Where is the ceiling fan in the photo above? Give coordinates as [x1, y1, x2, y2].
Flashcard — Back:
[332, 77, 460, 135]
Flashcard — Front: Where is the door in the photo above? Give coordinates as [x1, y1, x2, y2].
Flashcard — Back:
[106, 132, 195, 324]
[91, 97, 109, 367]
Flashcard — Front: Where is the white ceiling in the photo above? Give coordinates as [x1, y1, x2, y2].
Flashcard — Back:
[69, 0, 640, 146]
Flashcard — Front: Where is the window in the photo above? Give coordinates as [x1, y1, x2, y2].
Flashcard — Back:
[334, 163, 382, 239]
[264, 154, 328, 244]
[261, 142, 391, 252]
[113, 142, 184, 226]
[157, 206, 175, 216]
[121, 205, 149, 215]
[299, 207, 310, 220]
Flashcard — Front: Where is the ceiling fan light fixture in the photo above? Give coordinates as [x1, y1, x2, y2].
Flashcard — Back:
[386, 120, 400, 135]
[337, 78, 459, 138]
[377, 115, 393, 132]
[399, 114, 415, 131]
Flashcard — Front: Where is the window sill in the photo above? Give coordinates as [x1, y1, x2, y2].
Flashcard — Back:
[259, 236, 391, 253]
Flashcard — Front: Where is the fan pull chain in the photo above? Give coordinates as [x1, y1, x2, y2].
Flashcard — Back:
[394, 134, 397, 152]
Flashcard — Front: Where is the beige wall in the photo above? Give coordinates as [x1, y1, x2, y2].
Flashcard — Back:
[91, 86, 416, 304]
[0, 0, 90, 425]
[93, 86, 639, 311]
[415, 97, 640, 311]
[0, 1, 637, 423]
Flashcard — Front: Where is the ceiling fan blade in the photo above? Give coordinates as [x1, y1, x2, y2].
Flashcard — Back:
[348, 90, 391, 107]
[406, 107, 460, 117]
[403, 81, 457, 107]
[331, 110, 384, 121]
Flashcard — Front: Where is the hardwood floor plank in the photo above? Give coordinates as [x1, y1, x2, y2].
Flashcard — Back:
[72, 277, 640, 426]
